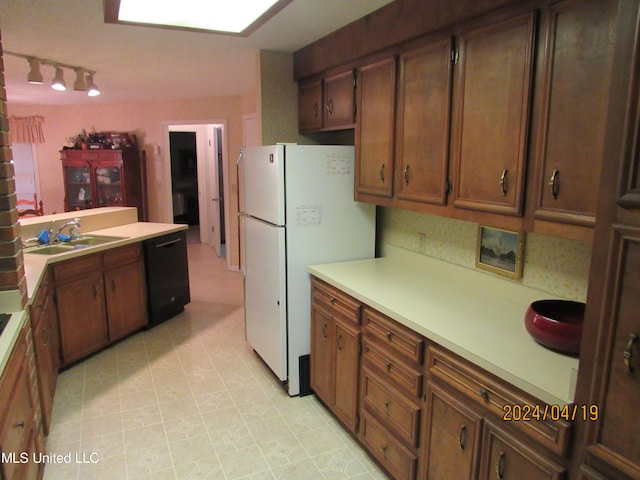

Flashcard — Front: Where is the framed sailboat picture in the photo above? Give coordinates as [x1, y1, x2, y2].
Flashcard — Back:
[476, 225, 525, 280]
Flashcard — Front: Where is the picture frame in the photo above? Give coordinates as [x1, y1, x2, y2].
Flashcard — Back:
[476, 225, 525, 280]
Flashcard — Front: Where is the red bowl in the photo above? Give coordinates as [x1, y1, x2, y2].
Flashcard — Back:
[524, 300, 585, 355]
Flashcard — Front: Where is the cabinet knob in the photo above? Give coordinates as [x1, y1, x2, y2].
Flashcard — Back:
[381, 445, 388, 456]
[385, 361, 392, 371]
[548, 169, 560, 199]
[383, 400, 390, 410]
[385, 331, 393, 341]
[480, 389, 489, 401]
[623, 333, 638, 374]
[499, 169, 508, 196]
[495, 451, 506, 479]
[17, 421, 25, 429]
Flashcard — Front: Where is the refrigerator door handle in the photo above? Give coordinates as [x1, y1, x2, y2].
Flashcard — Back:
[235, 146, 244, 165]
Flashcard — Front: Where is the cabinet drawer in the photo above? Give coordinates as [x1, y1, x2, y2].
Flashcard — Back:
[360, 410, 418, 480]
[428, 346, 571, 457]
[363, 340, 423, 398]
[103, 243, 141, 268]
[311, 278, 361, 325]
[363, 307, 425, 364]
[361, 366, 421, 448]
[53, 252, 101, 283]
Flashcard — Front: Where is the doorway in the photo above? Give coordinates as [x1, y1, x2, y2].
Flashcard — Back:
[167, 123, 227, 258]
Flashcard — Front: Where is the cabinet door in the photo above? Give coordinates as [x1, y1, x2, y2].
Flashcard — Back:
[310, 303, 334, 405]
[298, 79, 323, 131]
[395, 37, 453, 205]
[324, 70, 355, 129]
[56, 274, 108, 365]
[533, 0, 617, 226]
[451, 12, 536, 215]
[355, 57, 397, 200]
[105, 260, 147, 342]
[62, 162, 92, 211]
[333, 319, 360, 432]
[94, 163, 124, 208]
[32, 311, 55, 436]
[479, 420, 565, 480]
[421, 382, 482, 479]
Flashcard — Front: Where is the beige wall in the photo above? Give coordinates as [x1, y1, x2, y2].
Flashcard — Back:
[9, 95, 244, 267]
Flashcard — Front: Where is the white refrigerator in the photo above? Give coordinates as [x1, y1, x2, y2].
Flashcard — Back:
[240, 144, 375, 396]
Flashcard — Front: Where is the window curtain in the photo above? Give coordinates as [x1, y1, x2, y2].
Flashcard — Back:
[8, 115, 45, 143]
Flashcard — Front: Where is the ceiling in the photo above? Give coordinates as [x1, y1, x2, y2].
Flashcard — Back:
[0, 0, 394, 106]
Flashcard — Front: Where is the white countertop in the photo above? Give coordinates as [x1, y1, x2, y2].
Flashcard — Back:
[309, 245, 579, 406]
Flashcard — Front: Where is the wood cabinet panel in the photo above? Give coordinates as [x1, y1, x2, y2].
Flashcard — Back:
[333, 319, 360, 431]
[104, 260, 147, 342]
[533, 0, 617, 226]
[355, 57, 397, 200]
[421, 381, 482, 480]
[310, 302, 334, 404]
[324, 70, 355, 128]
[395, 37, 453, 205]
[451, 12, 535, 215]
[479, 420, 565, 480]
[298, 79, 323, 131]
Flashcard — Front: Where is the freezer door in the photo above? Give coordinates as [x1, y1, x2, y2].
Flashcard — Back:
[241, 145, 285, 225]
[243, 215, 287, 382]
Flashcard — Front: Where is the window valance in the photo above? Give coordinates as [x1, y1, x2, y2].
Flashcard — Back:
[8, 115, 45, 143]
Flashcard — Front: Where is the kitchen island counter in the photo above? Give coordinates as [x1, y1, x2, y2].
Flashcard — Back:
[309, 245, 579, 406]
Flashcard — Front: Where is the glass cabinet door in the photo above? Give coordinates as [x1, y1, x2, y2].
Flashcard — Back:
[94, 166, 124, 207]
[64, 165, 92, 210]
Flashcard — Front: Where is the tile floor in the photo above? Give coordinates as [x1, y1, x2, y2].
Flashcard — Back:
[42, 237, 389, 479]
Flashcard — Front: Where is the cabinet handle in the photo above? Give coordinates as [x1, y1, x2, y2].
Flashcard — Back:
[380, 164, 385, 183]
[495, 451, 506, 479]
[549, 169, 559, 199]
[43, 328, 49, 347]
[386, 331, 393, 341]
[337, 334, 343, 351]
[313, 102, 319, 118]
[326, 98, 334, 116]
[385, 361, 392, 371]
[403, 165, 410, 185]
[17, 421, 25, 429]
[499, 169, 508, 196]
[381, 445, 388, 456]
[383, 400, 390, 410]
[457, 424, 467, 450]
[92, 284, 98, 298]
[330, 297, 336, 305]
[322, 323, 328, 341]
[111, 279, 116, 292]
[623, 333, 638, 374]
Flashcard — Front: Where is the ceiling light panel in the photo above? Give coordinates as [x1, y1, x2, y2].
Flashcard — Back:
[117, 0, 285, 34]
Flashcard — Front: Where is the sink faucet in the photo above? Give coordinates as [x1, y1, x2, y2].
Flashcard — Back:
[51, 218, 82, 241]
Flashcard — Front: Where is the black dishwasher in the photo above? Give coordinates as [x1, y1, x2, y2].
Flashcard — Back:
[143, 230, 190, 327]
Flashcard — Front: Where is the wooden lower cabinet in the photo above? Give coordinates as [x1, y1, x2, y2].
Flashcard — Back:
[0, 323, 45, 480]
[421, 381, 482, 479]
[54, 243, 147, 366]
[310, 278, 362, 432]
[310, 278, 571, 480]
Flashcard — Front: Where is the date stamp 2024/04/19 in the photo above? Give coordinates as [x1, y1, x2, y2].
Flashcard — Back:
[503, 404, 599, 422]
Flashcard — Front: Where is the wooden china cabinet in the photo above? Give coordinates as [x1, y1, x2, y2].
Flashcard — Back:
[60, 148, 148, 221]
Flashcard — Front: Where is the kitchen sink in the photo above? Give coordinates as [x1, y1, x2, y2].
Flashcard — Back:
[24, 235, 126, 255]
[66, 235, 125, 246]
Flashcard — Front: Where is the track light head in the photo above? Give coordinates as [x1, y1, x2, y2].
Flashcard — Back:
[51, 67, 66, 91]
[86, 73, 100, 97]
[73, 68, 87, 91]
[27, 58, 43, 84]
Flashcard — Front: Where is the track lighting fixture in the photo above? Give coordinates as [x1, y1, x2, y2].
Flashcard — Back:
[4, 51, 102, 97]
[51, 67, 66, 91]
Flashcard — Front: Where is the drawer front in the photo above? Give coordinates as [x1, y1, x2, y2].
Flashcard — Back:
[363, 340, 423, 398]
[427, 346, 571, 457]
[311, 278, 361, 325]
[363, 307, 425, 364]
[361, 366, 421, 448]
[360, 410, 418, 480]
[53, 252, 101, 283]
[103, 243, 141, 268]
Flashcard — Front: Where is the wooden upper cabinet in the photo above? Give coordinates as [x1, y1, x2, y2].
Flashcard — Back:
[395, 37, 454, 206]
[355, 57, 397, 201]
[533, 0, 617, 226]
[324, 70, 356, 129]
[298, 79, 323, 132]
[451, 11, 536, 215]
